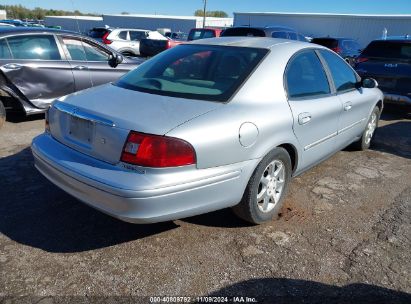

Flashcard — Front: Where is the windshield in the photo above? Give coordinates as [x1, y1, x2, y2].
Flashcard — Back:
[115, 44, 268, 102]
[362, 41, 411, 60]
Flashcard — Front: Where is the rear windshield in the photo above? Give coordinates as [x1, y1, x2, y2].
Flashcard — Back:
[362, 41, 411, 60]
[311, 38, 338, 48]
[116, 44, 268, 102]
[187, 29, 216, 41]
[221, 28, 266, 37]
[89, 29, 109, 38]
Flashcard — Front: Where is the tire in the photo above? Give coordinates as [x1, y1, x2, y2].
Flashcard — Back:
[353, 106, 380, 150]
[233, 147, 292, 224]
[0, 100, 5, 129]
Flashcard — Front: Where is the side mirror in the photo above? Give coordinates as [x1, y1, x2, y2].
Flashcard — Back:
[362, 78, 378, 89]
[108, 53, 123, 68]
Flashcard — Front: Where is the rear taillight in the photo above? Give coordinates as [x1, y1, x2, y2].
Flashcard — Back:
[166, 40, 172, 49]
[120, 131, 196, 168]
[356, 57, 369, 64]
[102, 32, 112, 44]
[332, 47, 342, 54]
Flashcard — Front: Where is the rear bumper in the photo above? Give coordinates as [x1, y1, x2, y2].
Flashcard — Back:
[31, 133, 257, 223]
[384, 94, 411, 106]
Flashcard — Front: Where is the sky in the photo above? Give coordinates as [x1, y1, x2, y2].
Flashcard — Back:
[2, 0, 411, 16]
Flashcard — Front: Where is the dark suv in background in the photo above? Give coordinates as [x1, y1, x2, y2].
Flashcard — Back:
[355, 37, 411, 107]
[311, 37, 362, 65]
[221, 26, 308, 41]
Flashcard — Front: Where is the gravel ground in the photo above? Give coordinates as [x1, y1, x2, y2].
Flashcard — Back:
[0, 107, 410, 304]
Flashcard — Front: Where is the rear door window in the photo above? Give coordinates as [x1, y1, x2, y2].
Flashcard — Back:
[118, 31, 128, 40]
[320, 50, 358, 92]
[130, 31, 147, 41]
[6, 35, 61, 60]
[63, 37, 109, 61]
[285, 50, 331, 99]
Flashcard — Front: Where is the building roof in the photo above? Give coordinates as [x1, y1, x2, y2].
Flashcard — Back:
[234, 11, 411, 18]
[45, 16, 103, 21]
[103, 14, 232, 21]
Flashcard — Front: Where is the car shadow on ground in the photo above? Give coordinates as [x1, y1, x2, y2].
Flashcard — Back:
[371, 120, 411, 160]
[208, 278, 411, 304]
[0, 147, 178, 253]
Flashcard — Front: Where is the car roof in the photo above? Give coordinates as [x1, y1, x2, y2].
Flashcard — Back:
[0, 26, 78, 36]
[382, 35, 411, 41]
[372, 38, 411, 43]
[111, 28, 151, 32]
[188, 36, 311, 49]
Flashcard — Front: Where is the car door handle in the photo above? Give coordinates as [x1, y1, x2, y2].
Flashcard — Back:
[344, 101, 353, 111]
[2, 63, 22, 70]
[73, 65, 89, 70]
[298, 112, 312, 125]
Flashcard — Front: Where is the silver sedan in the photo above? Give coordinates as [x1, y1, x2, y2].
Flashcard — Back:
[31, 37, 383, 224]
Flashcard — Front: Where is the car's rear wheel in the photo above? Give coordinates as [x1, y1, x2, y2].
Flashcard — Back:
[353, 106, 380, 150]
[233, 147, 292, 224]
[0, 100, 6, 129]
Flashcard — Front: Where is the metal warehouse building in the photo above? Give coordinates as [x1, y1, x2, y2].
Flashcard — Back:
[234, 12, 411, 47]
[44, 16, 104, 34]
[103, 14, 233, 33]
[44, 14, 233, 34]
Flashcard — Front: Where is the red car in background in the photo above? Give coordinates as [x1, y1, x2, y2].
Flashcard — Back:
[187, 28, 223, 41]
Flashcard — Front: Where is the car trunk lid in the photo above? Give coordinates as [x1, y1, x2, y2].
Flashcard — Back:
[48, 84, 221, 164]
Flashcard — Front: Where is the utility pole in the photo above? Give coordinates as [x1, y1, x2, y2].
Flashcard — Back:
[202, 0, 207, 28]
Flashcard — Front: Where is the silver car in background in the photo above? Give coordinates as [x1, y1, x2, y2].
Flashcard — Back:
[31, 37, 383, 224]
[102, 28, 167, 56]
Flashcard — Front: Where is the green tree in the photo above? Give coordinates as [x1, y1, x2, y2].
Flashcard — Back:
[0, 4, 98, 20]
[194, 10, 228, 18]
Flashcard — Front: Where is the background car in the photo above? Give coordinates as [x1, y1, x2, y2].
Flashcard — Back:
[87, 26, 113, 43]
[187, 28, 223, 41]
[221, 26, 308, 41]
[101, 28, 166, 56]
[139, 31, 187, 57]
[32, 37, 382, 225]
[354, 36, 411, 107]
[311, 37, 362, 65]
[0, 27, 143, 128]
